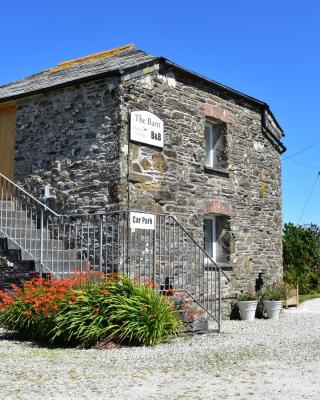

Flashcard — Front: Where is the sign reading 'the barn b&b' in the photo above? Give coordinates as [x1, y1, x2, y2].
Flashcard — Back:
[130, 111, 164, 148]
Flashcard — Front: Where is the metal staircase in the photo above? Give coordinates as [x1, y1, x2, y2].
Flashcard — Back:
[0, 172, 229, 330]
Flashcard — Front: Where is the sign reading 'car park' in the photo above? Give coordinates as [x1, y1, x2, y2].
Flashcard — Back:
[130, 111, 164, 148]
[130, 212, 155, 230]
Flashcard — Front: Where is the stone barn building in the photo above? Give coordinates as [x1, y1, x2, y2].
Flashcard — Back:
[0, 44, 285, 323]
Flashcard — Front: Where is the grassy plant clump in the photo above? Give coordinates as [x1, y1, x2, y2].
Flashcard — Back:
[259, 281, 290, 301]
[105, 281, 183, 346]
[0, 273, 182, 347]
[237, 292, 258, 302]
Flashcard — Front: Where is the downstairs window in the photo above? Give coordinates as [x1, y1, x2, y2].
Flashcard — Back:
[204, 215, 230, 264]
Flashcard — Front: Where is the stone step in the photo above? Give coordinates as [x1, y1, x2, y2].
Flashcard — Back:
[167, 291, 208, 333]
[1, 234, 66, 251]
[14, 259, 36, 273]
[0, 238, 8, 251]
[28, 248, 78, 261]
[43, 263, 91, 277]
[0, 235, 79, 262]
[0, 218, 36, 229]
[1, 227, 45, 240]
[0, 248, 22, 262]
[0, 210, 31, 220]
[0, 201, 16, 211]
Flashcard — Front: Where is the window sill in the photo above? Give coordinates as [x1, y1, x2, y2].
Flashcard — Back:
[218, 263, 233, 271]
[204, 166, 229, 177]
[204, 262, 232, 272]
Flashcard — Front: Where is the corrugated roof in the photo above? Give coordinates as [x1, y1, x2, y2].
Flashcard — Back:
[0, 45, 157, 101]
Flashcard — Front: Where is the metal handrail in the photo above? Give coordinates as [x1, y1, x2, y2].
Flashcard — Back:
[171, 215, 229, 281]
[0, 170, 229, 282]
[0, 173, 60, 216]
[0, 172, 228, 327]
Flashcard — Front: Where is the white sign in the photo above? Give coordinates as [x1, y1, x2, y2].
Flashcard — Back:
[130, 111, 164, 148]
[130, 212, 155, 230]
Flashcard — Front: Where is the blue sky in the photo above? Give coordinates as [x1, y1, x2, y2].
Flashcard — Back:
[1, 0, 320, 225]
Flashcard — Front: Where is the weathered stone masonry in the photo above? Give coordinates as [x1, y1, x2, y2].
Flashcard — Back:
[0, 46, 284, 316]
[117, 67, 283, 311]
[15, 77, 121, 213]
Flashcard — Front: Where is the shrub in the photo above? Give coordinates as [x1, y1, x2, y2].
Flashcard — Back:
[283, 222, 320, 293]
[0, 273, 182, 347]
[0, 272, 101, 341]
[237, 292, 258, 301]
[258, 281, 290, 301]
[52, 275, 182, 346]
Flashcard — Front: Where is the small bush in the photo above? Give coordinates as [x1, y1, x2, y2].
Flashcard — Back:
[0, 273, 182, 347]
[283, 222, 320, 294]
[258, 281, 290, 301]
[237, 292, 258, 302]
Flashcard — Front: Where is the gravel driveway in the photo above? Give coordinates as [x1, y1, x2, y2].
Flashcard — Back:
[0, 302, 320, 400]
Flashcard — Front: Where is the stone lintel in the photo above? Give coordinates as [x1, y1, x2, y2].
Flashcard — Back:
[200, 104, 233, 124]
[202, 200, 232, 216]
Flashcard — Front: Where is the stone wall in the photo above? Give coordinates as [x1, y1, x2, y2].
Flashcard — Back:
[14, 77, 121, 213]
[117, 67, 283, 315]
[12, 65, 283, 317]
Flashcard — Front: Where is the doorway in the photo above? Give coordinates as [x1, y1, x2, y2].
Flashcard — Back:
[0, 103, 16, 195]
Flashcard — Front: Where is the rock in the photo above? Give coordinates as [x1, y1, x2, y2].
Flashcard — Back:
[152, 153, 167, 172]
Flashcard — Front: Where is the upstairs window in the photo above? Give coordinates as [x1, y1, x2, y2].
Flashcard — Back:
[204, 121, 227, 171]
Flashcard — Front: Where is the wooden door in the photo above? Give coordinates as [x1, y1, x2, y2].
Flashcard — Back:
[0, 104, 16, 196]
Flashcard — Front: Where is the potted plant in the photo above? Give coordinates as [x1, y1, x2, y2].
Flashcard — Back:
[237, 292, 259, 321]
[259, 281, 289, 319]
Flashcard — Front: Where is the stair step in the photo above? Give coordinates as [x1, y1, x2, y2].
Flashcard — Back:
[14, 260, 36, 272]
[0, 236, 80, 262]
[0, 201, 16, 211]
[0, 218, 36, 229]
[1, 226, 53, 240]
[0, 210, 32, 220]
[0, 238, 8, 251]
[2, 236, 66, 251]
[0, 249, 21, 262]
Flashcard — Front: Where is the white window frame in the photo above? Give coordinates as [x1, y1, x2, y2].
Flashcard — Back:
[204, 215, 217, 263]
[204, 122, 214, 168]
[204, 120, 226, 170]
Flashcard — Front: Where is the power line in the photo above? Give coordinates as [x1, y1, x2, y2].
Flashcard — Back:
[282, 138, 320, 161]
[297, 172, 320, 224]
[286, 158, 320, 169]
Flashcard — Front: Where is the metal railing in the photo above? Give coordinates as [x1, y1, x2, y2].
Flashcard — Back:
[0, 172, 228, 329]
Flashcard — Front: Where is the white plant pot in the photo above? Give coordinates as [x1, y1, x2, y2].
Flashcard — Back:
[263, 300, 283, 319]
[238, 301, 258, 321]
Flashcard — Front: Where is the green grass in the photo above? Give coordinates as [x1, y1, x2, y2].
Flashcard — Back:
[299, 292, 320, 303]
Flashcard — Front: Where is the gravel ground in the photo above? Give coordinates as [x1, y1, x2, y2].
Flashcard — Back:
[0, 303, 320, 400]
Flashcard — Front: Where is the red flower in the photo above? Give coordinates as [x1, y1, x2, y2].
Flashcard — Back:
[23, 310, 31, 317]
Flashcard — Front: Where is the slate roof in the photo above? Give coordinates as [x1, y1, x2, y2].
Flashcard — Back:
[0, 44, 156, 101]
[0, 44, 285, 148]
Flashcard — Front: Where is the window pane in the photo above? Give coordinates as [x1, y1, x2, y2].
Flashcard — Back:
[204, 218, 213, 257]
[204, 122, 227, 170]
[216, 216, 231, 263]
[204, 125, 213, 166]
[212, 126, 227, 169]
